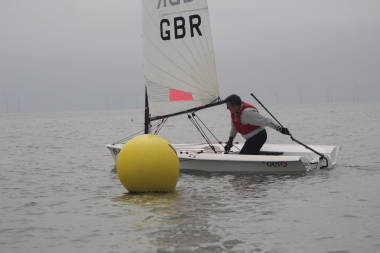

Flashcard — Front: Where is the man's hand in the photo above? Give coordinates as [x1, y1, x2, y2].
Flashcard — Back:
[280, 127, 291, 135]
[224, 137, 234, 154]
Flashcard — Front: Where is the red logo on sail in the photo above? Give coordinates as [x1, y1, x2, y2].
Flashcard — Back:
[169, 89, 193, 101]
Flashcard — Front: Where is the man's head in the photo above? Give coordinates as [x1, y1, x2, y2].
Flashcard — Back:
[226, 94, 242, 114]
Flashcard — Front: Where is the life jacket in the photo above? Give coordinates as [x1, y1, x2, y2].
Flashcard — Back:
[231, 102, 261, 135]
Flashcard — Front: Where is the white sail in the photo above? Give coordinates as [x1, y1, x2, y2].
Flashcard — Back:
[142, 0, 220, 117]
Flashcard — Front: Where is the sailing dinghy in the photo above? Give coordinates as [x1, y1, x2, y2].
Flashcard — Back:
[106, 0, 340, 173]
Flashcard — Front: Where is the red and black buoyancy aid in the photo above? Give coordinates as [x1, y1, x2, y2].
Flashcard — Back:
[231, 102, 261, 135]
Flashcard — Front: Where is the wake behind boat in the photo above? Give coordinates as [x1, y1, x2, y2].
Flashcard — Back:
[105, 0, 340, 173]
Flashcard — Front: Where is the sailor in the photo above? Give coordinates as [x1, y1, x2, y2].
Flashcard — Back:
[225, 94, 290, 155]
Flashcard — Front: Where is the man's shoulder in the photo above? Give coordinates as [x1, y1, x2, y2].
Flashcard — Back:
[242, 107, 258, 114]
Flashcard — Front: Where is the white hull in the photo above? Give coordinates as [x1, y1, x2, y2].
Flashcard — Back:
[106, 142, 340, 173]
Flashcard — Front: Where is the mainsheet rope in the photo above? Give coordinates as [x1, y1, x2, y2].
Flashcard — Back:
[187, 112, 223, 153]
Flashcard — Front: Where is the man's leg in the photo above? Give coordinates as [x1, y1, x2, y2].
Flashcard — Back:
[239, 129, 267, 155]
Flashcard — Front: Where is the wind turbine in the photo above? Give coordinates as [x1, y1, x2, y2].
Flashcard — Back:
[5, 96, 9, 113]
[321, 86, 332, 103]
[119, 95, 123, 110]
[293, 88, 303, 104]
[269, 89, 278, 105]
[353, 79, 360, 103]
[12, 91, 20, 113]
[131, 94, 139, 109]
[1, 91, 9, 113]
[329, 87, 333, 103]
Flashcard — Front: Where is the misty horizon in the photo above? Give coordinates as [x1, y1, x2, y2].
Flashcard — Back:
[1, 0, 379, 113]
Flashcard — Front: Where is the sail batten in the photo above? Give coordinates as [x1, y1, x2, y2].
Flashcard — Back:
[142, 0, 219, 116]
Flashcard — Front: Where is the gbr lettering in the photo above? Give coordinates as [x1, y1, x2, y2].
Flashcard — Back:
[160, 15, 202, 40]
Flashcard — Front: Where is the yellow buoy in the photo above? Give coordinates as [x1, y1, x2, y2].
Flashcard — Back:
[116, 134, 180, 193]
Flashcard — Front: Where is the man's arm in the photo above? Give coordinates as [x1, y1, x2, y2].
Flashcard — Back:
[229, 119, 237, 138]
[241, 109, 282, 131]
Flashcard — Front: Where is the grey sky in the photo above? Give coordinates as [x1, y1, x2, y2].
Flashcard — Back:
[1, 0, 379, 113]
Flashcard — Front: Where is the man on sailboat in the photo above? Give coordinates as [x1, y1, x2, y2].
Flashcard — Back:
[225, 94, 290, 155]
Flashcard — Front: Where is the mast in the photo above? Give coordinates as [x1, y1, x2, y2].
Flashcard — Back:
[144, 87, 150, 134]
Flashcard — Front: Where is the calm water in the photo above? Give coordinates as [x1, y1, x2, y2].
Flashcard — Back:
[1, 102, 380, 253]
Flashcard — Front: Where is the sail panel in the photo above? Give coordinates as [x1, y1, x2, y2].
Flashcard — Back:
[169, 89, 194, 101]
[142, 0, 219, 116]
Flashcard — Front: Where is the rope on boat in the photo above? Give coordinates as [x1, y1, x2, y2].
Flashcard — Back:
[111, 120, 166, 144]
[188, 113, 241, 152]
[187, 114, 213, 151]
[192, 113, 222, 145]
[153, 118, 168, 135]
[187, 112, 223, 153]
